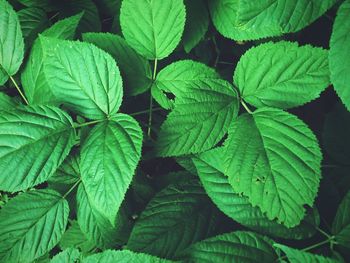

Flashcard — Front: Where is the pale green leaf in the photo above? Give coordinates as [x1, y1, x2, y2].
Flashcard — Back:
[193, 147, 319, 239]
[209, 0, 337, 41]
[83, 33, 152, 96]
[332, 190, 350, 248]
[21, 13, 83, 105]
[59, 221, 95, 253]
[80, 114, 142, 225]
[183, 0, 209, 53]
[127, 180, 219, 259]
[234, 41, 329, 109]
[120, 0, 186, 59]
[181, 231, 277, 263]
[0, 0, 24, 85]
[274, 244, 340, 263]
[0, 189, 69, 263]
[156, 78, 238, 156]
[329, 0, 350, 111]
[41, 37, 123, 119]
[50, 248, 81, 263]
[224, 108, 322, 227]
[0, 105, 76, 192]
[83, 250, 173, 263]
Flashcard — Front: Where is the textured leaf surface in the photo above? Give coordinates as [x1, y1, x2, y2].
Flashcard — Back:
[83, 33, 152, 96]
[209, 0, 337, 41]
[181, 231, 277, 263]
[51, 248, 81, 263]
[59, 221, 95, 253]
[183, 0, 209, 53]
[0, 189, 69, 263]
[120, 0, 186, 59]
[41, 37, 123, 119]
[193, 147, 319, 239]
[156, 79, 238, 156]
[0, 92, 17, 110]
[329, 0, 350, 111]
[80, 114, 143, 225]
[21, 13, 83, 105]
[234, 42, 329, 109]
[77, 184, 130, 249]
[274, 244, 339, 263]
[0, 0, 24, 85]
[224, 108, 322, 227]
[83, 250, 173, 263]
[127, 180, 218, 259]
[332, 191, 350, 248]
[0, 105, 76, 192]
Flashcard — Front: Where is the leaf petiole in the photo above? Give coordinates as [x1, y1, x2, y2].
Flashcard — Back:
[9, 75, 29, 105]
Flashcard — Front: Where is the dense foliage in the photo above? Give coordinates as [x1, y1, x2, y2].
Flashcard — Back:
[0, 0, 349, 262]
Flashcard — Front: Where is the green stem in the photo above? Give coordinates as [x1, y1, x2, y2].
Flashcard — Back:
[148, 59, 158, 137]
[316, 226, 332, 239]
[73, 119, 104, 129]
[130, 107, 163, 116]
[301, 239, 332, 252]
[9, 76, 28, 105]
[241, 99, 253, 114]
[62, 179, 81, 199]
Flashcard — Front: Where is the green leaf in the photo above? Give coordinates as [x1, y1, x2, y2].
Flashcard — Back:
[77, 184, 132, 249]
[41, 37, 123, 119]
[18, 7, 49, 50]
[153, 60, 221, 109]
[156, 78, 238, 156]
[0, 189, 69, 263]
[234, 41, 329, 109]
[83, 250, 174, 263]
[51, 248, 81, 263]
[83, 33, 152, 96]
[0, 0, 24, 85]
[120, 0, 186, 59]
[183, 0, 209, 53]
[127, 179, 219, 259]
[59, 221, 95, 253]
[193, 147, 320, 240]
[181, 231, 277, 262]
[17, 0, 60, 11]
[0, 105, 76, 192]
[209, 0, 337, 41]
[80, 114, 143, 225]
[332, 190, 350, 248]
[21, 13, 83, 105]
[0, 92, 17, 110]
[224, 108, 322, 227]
[329, 0, 350, 111]
[274, 244, 340, 263]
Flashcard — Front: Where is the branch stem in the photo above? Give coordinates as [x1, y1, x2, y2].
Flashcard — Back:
[62, 179, 81, 199]
[9, 76, 28, 105]
[148, 59, 158, 137]
[241, 99, 253, 114]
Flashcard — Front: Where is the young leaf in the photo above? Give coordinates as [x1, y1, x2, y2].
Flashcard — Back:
[183, 0, 209, 53]
[181, 231, 278, 262]
[0, 0, 24, 85]
[332, 191, 350, 248]
[0, 105, 76, 192]
[193, 147, 319, 240]
[83, 250, 173, 263]
[21, 13, 83, 105]
[77, 184, 132, 249]
[83, 33, 152, 96]
[234, 41, 329, 109]
[127, 180, 219, 259]
[80, 114, 143, 225]
[51, 248, 81, 263]
[329, 0, 350, 111]
[18, 7, 49, 50]
[120, 0, 186, 59]
[59, 221, 95, 253]
[224, 108, 322, 227]
[274, 244, 340, 263]
[0, 189, 69, 263]
[41, 37, 123, 119]
[209, 0, 337, 41]
[153, 60, 221, 109]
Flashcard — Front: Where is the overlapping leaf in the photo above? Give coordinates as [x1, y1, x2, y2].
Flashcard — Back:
[332, 191, 350, 248]
[224, 108, 322, 227]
